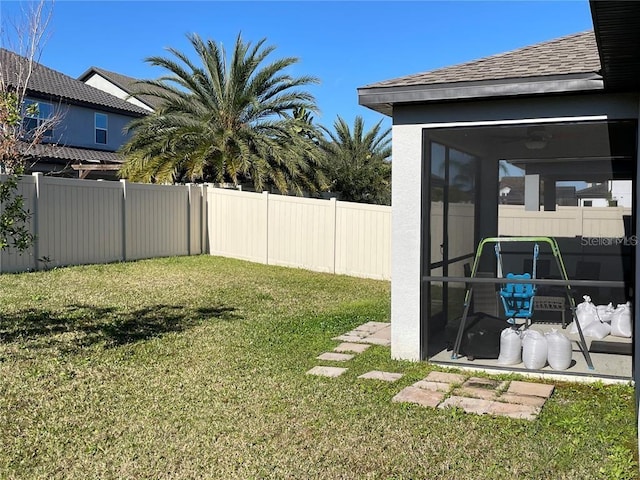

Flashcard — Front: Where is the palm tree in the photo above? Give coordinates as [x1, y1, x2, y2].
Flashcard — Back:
[120, 33, 325, 195]
[321, 116, 391, 205]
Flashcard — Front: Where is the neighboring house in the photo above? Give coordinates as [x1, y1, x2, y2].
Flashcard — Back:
[77, 66, 162, 113]
[576, 181, 632, 207]
[609, 179, 633, 208]
[358, 0, 638, 392]
[0, 48, 149, 179]
[576, 182, 610, 207]
[499, 176, 577, 206]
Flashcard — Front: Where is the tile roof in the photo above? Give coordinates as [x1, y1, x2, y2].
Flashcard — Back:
[1, 48, 149, 116]
[78, 66, 164, 110]
[364, 31, 600, 89]
[25, 143, 124, 164]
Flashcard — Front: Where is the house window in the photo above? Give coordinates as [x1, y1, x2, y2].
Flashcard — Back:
[95, 113, 107, 144]
[23, 99, 53, 138]
[584, 200, 593, 207]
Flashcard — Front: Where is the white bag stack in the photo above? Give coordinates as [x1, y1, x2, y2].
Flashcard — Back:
[611, 302, 632, 338]
[569, 295, 598, 334]
[497, 328, 522, 365]
[582, 320, 611, 339]
[522, 330, 548, 370]
[545, 330, 572, 370]
[596, 303, 615, 323]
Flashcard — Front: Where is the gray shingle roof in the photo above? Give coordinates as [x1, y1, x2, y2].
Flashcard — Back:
[78, 66, 164, 110]
[364, 31, 600, 89]
[1, 48, 148, 116]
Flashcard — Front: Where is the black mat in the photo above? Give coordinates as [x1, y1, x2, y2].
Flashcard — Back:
[589, 340, 633, 355]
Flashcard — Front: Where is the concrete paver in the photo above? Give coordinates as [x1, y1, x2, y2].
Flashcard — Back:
[357, 337, 391, 346]
[498, 393, 547, 408]
[306, 366, 348, 377]
[487, 401, 540, 420]
[413, 380, 452, 393]
[359, 371, 403, 382]
[368, 325, 391, 340]
[392, 386, 444, 407]
[454, 386, 499, 401]
[316, 352, 354, 362]
[425, 371, 466, 385]
[353, 322, 389, 333]
[439, 396, 494, 415]
[507, 381, 555, 398]
[333, 322, 391, 345]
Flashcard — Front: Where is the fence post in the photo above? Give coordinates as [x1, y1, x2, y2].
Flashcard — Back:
[187, 184, 193, 256]
[263, 191, 269, 265]
[330, 197, 337, 274]
[202, 184, 208, 254]
[32, 172, 42, 271]
[120, 179, 127, 262]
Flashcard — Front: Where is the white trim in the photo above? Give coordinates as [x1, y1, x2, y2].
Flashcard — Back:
[417, 115, 609, 130]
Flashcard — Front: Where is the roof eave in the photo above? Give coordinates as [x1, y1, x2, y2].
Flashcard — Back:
[25, 88, 148, 117]
[77, 68, 157, 112]
[358, 73, 604, 116]
[77, 67, 98, 82]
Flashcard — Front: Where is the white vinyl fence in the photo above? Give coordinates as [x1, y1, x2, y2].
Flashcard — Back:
[498, 205, 632, 238]
[0, 174, 392, 280]
[206, 188, 392, 280]
[1, 174, 206, 273]
[0, 174, 631, 281]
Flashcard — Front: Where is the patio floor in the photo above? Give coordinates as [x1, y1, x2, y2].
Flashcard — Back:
[429, 322, 633, 382]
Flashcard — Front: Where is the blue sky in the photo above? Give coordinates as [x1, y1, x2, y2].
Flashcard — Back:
[2, 1, 595, 132]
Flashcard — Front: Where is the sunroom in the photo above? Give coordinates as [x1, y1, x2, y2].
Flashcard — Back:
[358, 1, 640, 383]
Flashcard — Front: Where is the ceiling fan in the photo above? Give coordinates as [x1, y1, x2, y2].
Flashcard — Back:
[496, 126, 553, 150]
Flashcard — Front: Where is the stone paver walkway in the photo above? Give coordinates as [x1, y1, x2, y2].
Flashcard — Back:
[308, 321, 556, 420]
[392, 372, 554, 420]
[332, 321, 391, 346]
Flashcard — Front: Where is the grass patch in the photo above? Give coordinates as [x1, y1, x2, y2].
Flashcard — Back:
[0, 255, 637, 479]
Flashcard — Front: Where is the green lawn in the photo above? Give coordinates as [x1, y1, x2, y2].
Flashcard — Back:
[0, 256, 637, 479]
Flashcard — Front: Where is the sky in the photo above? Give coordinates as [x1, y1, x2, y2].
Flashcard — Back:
[1, 1, 595, 133]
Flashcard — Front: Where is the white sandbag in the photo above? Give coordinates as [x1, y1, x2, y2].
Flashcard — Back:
[570, 295, 598, 334]
[497, 328, 522, 365]
[545, 329, 572, 370]
[596, 303, 615, 323]
[582, 320, 611, 340]
[611, 302, 632, 338]
[522, 330, 548, 370]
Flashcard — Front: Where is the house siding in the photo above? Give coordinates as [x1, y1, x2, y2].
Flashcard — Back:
[35, 99, 135, 151]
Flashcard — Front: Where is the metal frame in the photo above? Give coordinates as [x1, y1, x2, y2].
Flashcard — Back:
[452, 236, 594, 370]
